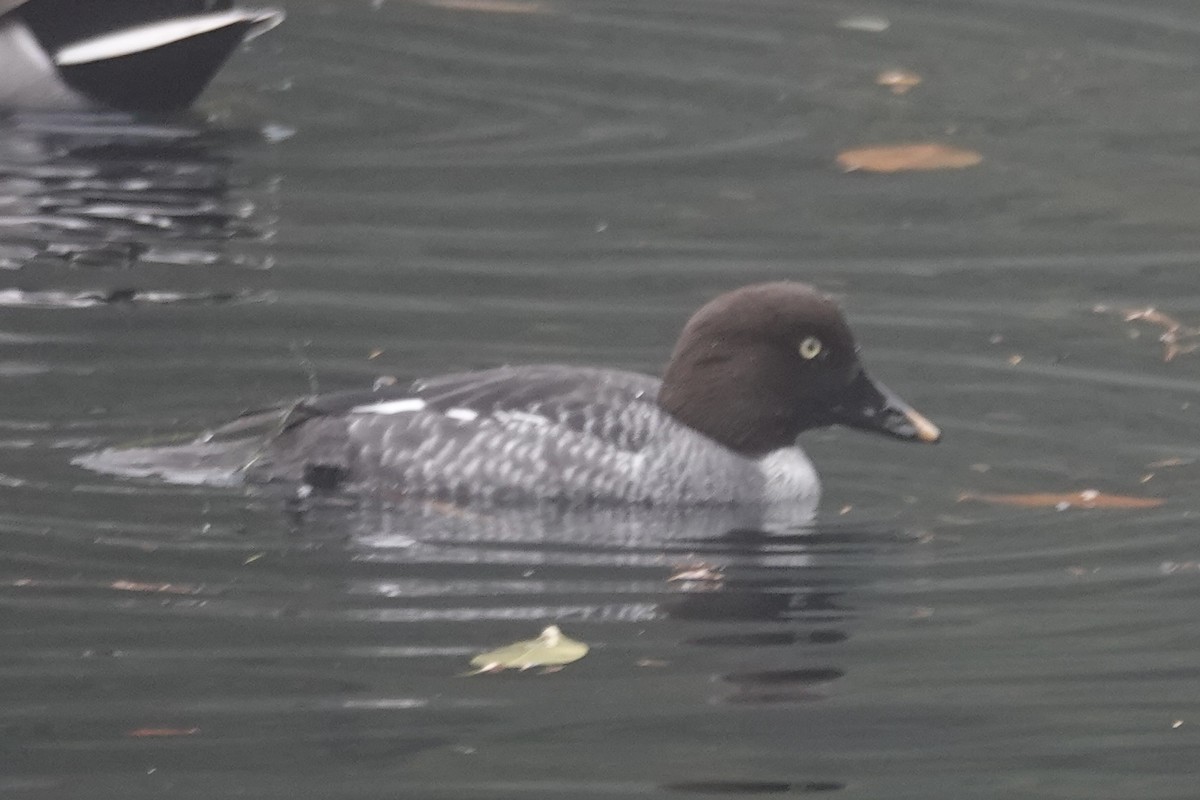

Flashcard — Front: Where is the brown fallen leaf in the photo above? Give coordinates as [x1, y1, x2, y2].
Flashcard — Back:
[876, 69, 922, 94]
[127, 727, 200, 738]
[422, 0, 544, 12]
[836, 143, 982, 173]
[959, 490, 1164, 510]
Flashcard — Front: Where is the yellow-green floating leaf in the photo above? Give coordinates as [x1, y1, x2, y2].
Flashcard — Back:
[467, 625, 589, 674]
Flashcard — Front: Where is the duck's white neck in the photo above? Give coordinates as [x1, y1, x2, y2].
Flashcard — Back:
[756, 446, 821, 505]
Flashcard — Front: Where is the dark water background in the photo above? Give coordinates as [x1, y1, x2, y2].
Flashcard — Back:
[5, 0, 1200, 796]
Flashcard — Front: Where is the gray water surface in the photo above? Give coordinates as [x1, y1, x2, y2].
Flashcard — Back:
[4, 0, 1200, 797]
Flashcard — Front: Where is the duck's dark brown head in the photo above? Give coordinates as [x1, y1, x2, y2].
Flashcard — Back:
[657, 282, 940, 456]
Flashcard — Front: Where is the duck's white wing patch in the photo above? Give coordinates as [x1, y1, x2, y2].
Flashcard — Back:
[351, 398, 426, 415]
[55, 10, 283, 66]
[444, 408, 479, 422]
[494, 410, 551, 427]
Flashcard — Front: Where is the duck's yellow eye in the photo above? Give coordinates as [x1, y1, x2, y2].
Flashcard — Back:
[799, 336, 823, 360]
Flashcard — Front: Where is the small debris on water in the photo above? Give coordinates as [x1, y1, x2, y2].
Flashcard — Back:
[959, 490, 1165, 510]
[836, 143, 983, 173]
[1096, 305, 1200, 361]
[837, 15, 890, 32]
[110, 580, 200, 594]
[876, 69, 921, 94]
[1160, 561, 1200, 574]
[261, 123, 296, 143]
[127, 727, 200, 737]
[1147, 457, 1192, 469]
[669, 562, 723, 583]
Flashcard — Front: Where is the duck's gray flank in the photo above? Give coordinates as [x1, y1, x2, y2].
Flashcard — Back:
[251, 366, 774, 505]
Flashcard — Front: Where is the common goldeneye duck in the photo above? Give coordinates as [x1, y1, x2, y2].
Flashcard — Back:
[0, 0, 282, 111]
[76, 282, 940, 507]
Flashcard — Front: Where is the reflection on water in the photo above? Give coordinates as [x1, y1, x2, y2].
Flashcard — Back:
[295, 502, 857, 637]
[2, 491, 889, 795]
[0, 111, 274, 288]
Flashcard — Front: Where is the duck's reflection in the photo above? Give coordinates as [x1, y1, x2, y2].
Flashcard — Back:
[283, 500, 904, 704]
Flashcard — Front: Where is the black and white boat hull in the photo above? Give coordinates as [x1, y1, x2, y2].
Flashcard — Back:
[0, 0, 283, 111]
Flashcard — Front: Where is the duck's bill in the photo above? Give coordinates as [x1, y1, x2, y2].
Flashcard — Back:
[831, 372, 941, 443]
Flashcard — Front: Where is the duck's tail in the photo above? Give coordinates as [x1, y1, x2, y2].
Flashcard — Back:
[72, 407, 290, 487]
